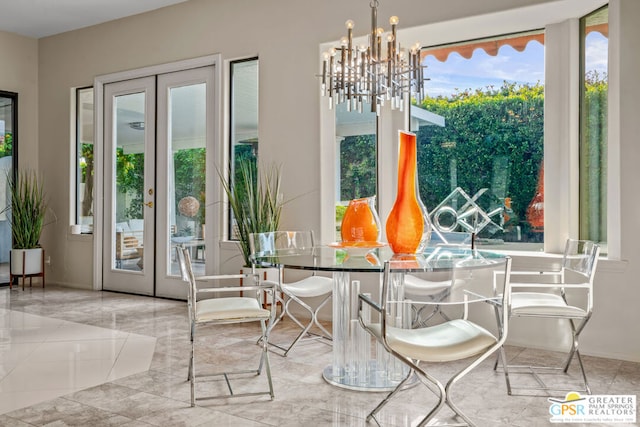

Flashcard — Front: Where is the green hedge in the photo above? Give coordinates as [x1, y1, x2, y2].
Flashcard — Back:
[339, 79, 607, 242]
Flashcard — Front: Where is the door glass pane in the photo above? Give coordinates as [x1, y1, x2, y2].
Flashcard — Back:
[0, 93, 15, 283]
[113, 92, 145, 271]
[169, 83, 206, 276]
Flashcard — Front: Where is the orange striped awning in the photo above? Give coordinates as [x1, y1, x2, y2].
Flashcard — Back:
[421, 24, 608, 63]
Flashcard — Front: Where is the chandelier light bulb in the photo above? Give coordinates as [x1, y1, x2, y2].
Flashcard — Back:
[345, 19, 354, 29]
[340, 36, 349, 46]
[389, 16, 399, 25]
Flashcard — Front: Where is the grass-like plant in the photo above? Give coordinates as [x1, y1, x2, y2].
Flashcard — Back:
[219, 159, 283, 267]
[4, 170, 48, 249]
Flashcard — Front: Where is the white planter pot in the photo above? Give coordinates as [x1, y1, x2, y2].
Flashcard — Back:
[11, 248, 44, 275]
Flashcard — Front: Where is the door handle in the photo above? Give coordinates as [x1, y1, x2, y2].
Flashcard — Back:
[144, 201, 154, 208]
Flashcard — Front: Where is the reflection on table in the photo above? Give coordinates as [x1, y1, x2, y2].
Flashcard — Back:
[253, 245, 507, 391]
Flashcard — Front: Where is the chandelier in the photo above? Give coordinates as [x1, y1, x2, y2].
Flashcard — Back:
[319, 0, 426, 114]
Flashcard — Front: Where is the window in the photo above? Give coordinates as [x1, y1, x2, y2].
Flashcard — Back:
[579, 6, 608, 246]
[415, 31, 545, 250]
[335, 101, 377, 240]
[228, 58, 258, 240]
[321, 1, 612, 254]
[76, 87, 94, 233]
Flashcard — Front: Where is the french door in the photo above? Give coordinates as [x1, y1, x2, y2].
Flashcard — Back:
[102, 66, 214, 298]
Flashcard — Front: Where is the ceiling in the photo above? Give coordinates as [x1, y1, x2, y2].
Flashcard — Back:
[0, 0, 456, 146]
[0, 0, 190, 39]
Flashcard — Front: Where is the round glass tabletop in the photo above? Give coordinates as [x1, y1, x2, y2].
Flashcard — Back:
[252, 244, 507, 273]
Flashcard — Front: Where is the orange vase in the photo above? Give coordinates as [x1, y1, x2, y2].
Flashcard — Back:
[341, 196, 381, 243]
[526, 164, 544, 231]
[386, 131, 426, 254]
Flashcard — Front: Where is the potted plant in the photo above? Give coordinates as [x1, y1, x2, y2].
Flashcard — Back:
[4, 170, 48, 278]
[219, 159, 283, 267]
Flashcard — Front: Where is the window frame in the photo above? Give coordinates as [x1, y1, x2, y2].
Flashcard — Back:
[578, 5, 608, 248]
[74, 86, 94, 234]
[227, 56, 259, 242]
[0, 89, 18, 174]
[0, 90, 18, 285]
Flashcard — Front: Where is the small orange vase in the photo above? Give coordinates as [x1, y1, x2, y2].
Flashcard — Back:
[386, 131, 425, 254]
[341, 196, 381, 243]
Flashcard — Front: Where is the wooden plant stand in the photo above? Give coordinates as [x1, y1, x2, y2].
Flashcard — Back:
[9, 249, 45, 290]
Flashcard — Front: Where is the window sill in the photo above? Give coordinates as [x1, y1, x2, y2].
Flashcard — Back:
[67, 232, 93, 242]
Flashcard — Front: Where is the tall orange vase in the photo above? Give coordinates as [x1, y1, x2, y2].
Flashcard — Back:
[386, 131, 428, 254]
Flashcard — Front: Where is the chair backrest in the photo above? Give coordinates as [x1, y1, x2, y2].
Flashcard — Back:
[381, 255, 512, 334]
[249, 230, 315, 258]
[562, 239, 600, 284]
[176, 246, 196, 320]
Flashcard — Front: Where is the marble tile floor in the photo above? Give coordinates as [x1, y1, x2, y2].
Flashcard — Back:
[0, 285, 637, 427]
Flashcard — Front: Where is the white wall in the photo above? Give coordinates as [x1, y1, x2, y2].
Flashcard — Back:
[23, 0, 640, 362]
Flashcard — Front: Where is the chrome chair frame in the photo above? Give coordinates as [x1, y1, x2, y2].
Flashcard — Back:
[250, 231, 333, 357]
[404, 274, 452, 327]
[359, 258, 512, 426]
[493, 239, 600, 395]
[176, 246, 275, 406]
[404, 232, 473, 327]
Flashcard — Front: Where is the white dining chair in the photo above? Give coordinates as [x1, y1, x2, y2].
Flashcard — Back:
[494, 238, 600, 395]
[249, 231, 333, 356]
[404, 231, 473, 327]
[359, 256, 512, 426]
[176, 246, 276, 405]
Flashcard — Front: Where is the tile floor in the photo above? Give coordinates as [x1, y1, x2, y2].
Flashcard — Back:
[0, 285, 638, 427]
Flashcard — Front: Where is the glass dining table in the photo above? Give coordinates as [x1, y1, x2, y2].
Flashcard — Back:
[252, 243, 507, 392]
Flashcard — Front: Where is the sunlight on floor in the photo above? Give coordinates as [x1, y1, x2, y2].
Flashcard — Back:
[0, 289, 156, 414]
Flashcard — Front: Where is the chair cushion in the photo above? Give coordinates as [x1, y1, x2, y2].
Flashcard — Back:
[282, 275, 333, 298]
[511, 292, 587, 317]
[367, 318, 497, 362]
[195, 297, 270, 322]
